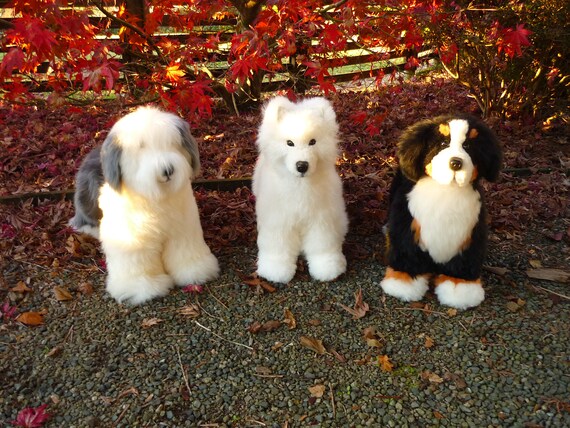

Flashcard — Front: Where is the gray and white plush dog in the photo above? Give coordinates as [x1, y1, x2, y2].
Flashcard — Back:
[70, 106, 219, 305]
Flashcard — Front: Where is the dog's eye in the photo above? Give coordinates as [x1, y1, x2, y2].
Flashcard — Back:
[309, 139, 316, 146]
[440, 141, 447, 147]
[286, 140, 294, 147]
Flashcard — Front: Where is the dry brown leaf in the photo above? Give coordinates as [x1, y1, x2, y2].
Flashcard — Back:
[527, 268, 569, 283]
[424, 336, 435, 349]
[241, 272, 277, 293]
[248, 320, 281, 334]
[330, 348, 347, 363]
[11, 281, 32, 293]
[271, 341, 284, 351]
[46, 345, 63, 358]
[16, 311, 44, 326]
[300, 336, 326, 355]
[178, 304, 200, 318]
[421, 370, 444, 384]
[338, 288, 369, 319]
[529, 259, 543, 269]
[308, 319, 321, 326]
[54, 286, 73, 301]
[141, 318, 163, 329]
[363, 326, 383, 348]
[255, 366, 272, 376]
[433, 411, 445, 419]
[78, 282, 94, 295]
[283, 308, 297, 330]
[378, 355, 394, 372]
[308, 384, 326, 398]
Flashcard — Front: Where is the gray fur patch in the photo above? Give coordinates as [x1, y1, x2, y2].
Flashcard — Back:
[177, 121, 200, 178]
[101, 133, 123, 190]
[70, 146, 104, 231]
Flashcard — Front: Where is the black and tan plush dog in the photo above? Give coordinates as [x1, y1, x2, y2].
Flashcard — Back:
[381, 114, 502, 309]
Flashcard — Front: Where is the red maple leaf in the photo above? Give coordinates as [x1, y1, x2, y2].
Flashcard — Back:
[12, 404, 50, 428]
[499, 24, 532, 58]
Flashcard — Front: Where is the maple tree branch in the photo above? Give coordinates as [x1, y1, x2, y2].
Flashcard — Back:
[88, 0, 167, 65]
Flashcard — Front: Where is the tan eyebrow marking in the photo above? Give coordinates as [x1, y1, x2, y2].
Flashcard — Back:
[438, 123, 450, 136]
[468, 128, 478, 139]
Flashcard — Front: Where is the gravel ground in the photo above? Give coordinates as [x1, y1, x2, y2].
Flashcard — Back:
[1, 231, 569, 428]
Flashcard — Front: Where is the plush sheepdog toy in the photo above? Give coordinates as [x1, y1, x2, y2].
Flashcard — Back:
[253, 96, 349, 283]
[381, 114, 502, 309]
[70, 106, 219, 305]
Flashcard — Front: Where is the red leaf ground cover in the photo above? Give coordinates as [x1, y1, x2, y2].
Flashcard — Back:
[0, 77, 568, 277]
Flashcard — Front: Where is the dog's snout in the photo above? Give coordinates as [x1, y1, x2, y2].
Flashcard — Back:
[162, 164, 175, 179]
[449, 157, 463, 171]
[296, 161, 309, 174]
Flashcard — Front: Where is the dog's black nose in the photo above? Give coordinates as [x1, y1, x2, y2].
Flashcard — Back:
[449, 157, 463, 171]
[296, 161, 309, 174]
[163, 164, 175, 179]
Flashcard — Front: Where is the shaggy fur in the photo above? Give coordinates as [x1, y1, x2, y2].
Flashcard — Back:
[253, 96, 349, 283]
[70, 106, 219, 305]
[381, 114, 501, 309]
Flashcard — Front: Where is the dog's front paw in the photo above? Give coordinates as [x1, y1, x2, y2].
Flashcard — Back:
[434, 275, 484, 309]
[257, 255, 296, 284]
[107, 274, 173, 305]
[380, 267, 429, 302]
[171, 252, 220, 286]
[307, 253, 346, 282]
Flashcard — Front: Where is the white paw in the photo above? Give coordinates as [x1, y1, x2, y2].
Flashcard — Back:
[171, 253, 220, 286]
[307, 253, 346, 282]
[257, 255, 296, 284]
[106, 274, 173, 305]
[435, 278, 485, 309]
[380, 269, 429, 302]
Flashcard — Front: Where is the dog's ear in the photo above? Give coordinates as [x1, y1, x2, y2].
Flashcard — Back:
[101, 132, 123, 190]
[263, 96, 294, 123]
[303, 97, 337, 125]
[472, 122, 502, 182]
[397, 120, 437, 182]
[177, 120, 201, 179]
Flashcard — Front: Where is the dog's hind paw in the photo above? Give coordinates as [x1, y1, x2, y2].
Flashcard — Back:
[380, 267, 429, 302]
[107, 274, 173, 305]
[434, 275, 484, 309]
[257, 255, 296, 284]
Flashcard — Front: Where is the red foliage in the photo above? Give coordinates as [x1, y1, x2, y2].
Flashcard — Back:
[11, 404, 50, 428]
[0, 1, 532, 119]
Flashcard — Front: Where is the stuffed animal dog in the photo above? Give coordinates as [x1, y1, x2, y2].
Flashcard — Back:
[70, 106, 219, 304]
[381, 114, 501, 309]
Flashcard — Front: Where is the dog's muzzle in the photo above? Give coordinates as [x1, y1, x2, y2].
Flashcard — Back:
[296, 161, 309, 175]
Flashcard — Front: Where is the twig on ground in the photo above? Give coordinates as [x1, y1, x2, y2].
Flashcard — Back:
[394, 307, 449, 317]
[175, 344, 192, 399]
[534, 285, 570, 300]
[194, 320, 254, 350]
[329, 382, 336, 419]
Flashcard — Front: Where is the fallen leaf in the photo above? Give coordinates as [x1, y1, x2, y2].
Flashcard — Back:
[248, 320, 281, 334]
[424, 336, 435, 349]
[433, 410, 445, 419]
[378, 355, 394, 372]
[255, 366, 272, 376]
[446, 308, 458, 317]
[53, 286, 73, 301]
[308, 319, 321, 326]
[77, 282, 93, 295]
[283, 308, 297, 330]
[421, 370, 444, 383]
[529, 259, 543, 268]
[181, 284, 204, 294]
[363, 326, 383, 348]
[338, 288, 369, 319]
[241, 272, 277, 293]
[45, 345, 63, 358]
[16, 312, 44, 326]
[11, 404, 50, 427]
[11, 281, 32, 293]
[330, 348, 347, 363]
[178, 304, 200, 318]
[141, 318, 163, 329]
[308, 384, 326, 398]
[506, 301, 523, 313]
[526, 268, 569, 283]
[271, 341, 283, 351]
[443, 372, 467, 389]
[300, 336, 326, 354]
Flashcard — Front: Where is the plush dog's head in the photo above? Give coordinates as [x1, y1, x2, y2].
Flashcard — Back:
[101, 106, 200, 199]
[256, 96, 339, 178]
[397, 114, 502, 186]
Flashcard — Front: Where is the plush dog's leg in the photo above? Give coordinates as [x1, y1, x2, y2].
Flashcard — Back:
[104, 247, 174, 305]
[303, 224, 347, 282]
[380, 267, 430, 302]
[434, 275, 484, 309]
[257, 227, 300, 283]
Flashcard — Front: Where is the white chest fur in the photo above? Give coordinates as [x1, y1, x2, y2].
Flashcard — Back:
[407, 177, 481, 264]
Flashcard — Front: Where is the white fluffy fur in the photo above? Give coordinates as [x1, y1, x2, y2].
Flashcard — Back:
[253, 96, 348, 283]
[435, 279, 485, 309]
[407, 177, 481, 264]
[76, 106, 219, 305]
[380, 275, 429, 302]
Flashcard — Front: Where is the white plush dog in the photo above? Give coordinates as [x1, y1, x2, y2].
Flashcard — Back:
[70, 106, 219, 305]
[253, 96, 348, 283]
